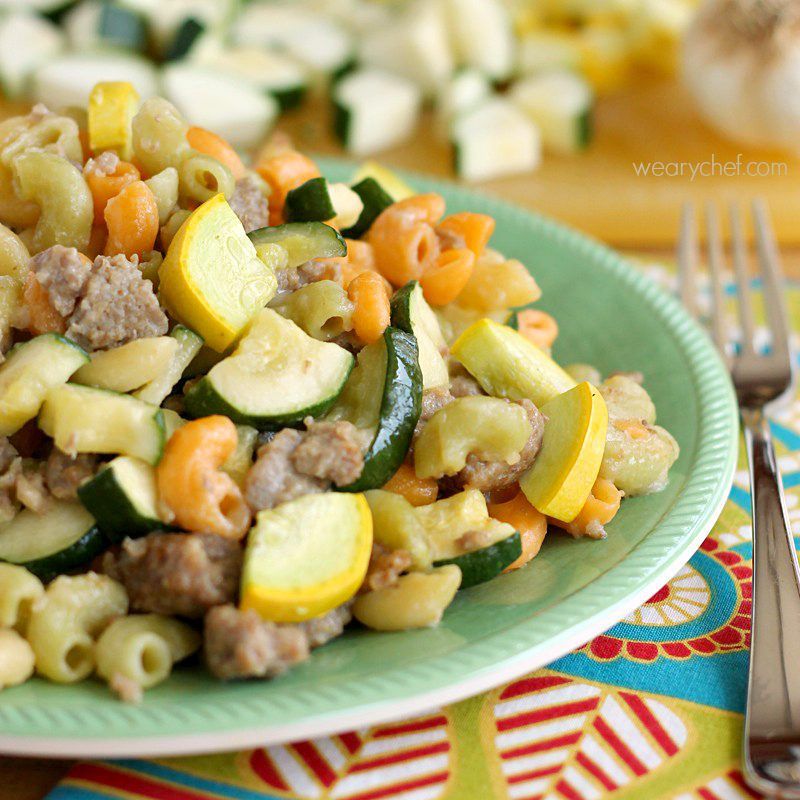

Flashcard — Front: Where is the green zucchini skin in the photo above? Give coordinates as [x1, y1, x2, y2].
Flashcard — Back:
[247, 221, 347, 267]
[434, 532, 522, 589]
[99, 3, 147, 51]
[505, 310, 519, 330]
[163, 17, 205, 61]
[19, 527, 108, 583]
[272, 85, 306, 111]
[77, 468, 161, 543]
[184, 361, 354, 431]
[341, 177, 394, 239]
[285, 177, 336, 223]
[389, 280, 417, 331]
[340, 327, 422, 493]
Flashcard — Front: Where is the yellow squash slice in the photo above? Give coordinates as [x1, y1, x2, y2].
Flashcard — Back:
[240, 493, 373, 623]
[88, 81, 139, 161]
[159, 194, 277, 352]
[520, 381, 608, 522]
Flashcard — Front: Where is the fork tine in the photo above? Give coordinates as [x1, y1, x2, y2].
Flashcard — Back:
[729, 202, 757, 355]
[678, 202, 698, 319]
[705, 202, 729, 355]
[753, 198, 791, 361]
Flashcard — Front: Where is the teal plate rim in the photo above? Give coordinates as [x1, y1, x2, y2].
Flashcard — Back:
[0, 163, 740, 758]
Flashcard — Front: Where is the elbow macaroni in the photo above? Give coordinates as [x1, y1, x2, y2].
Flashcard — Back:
[0, 563, 44, 631]
[27, 573, 128, 684]
[144, 167, 179, 226]
[272, 280, 355, 341]
[179, 152, 235, 205]
[132, 97, 190, 177]
[95, 614, 201, 691]
[0, 628, 35, 690]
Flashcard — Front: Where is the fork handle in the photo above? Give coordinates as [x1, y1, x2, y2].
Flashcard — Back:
[743, 408, 800, 797]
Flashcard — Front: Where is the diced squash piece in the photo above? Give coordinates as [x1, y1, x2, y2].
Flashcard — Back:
[88, 80, 139, 161]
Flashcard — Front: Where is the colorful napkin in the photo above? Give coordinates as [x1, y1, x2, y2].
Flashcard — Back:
[48, 267, 790, 800]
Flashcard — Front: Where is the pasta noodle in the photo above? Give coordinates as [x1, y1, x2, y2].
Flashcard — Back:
[132, 97, 190, 177]
[0, 563, 43, 631]
[179, 152, 235, 205]
[144, 167, 179, 225]
[550, 478, 623, 539]
[27, 573, 128, 684]
[0, 628, 35, 690]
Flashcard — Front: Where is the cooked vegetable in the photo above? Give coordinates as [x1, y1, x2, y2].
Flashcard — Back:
[329, 327, 422, 492]
[364, 488, 432, 569]
[77, 456, 163, 542]
[340, 178, 394, 239]
[488, 491, 548, 571]
[445, 0, 515, 81]
[285, 177, 364, 229]
[390, 280, 449, 390]
[185, 308, 354, 429]
[520, 382, 608, 523]
[0, 12, 63, 100]
[221, 425, 259, 487]
[64, 1, 147, 54]
[39, 384, 165, 465]
[133, 325, 203, 406]
[451, 318, 575, 406]
[241, 492, 372, 623]
[159, 194, 277, 352]
[0, 502, 105, 582]
[434, 532, 521, 588]
[248, 222, 347, 269]
[0, 334, 88, 436]
[333, 68, 422, 156]
[73, 336, 177, 393]
[88, 80, 139, 161]
[381, 463, 438, 507]
[414, 396, 532, 479]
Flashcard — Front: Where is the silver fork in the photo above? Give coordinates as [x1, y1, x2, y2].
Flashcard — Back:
[679, 199, 800, 798]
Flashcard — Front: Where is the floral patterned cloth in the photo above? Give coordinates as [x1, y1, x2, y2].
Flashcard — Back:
[48, 268, 792, 800]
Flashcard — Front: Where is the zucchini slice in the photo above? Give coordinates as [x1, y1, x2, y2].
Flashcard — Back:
[285, 178, 363, 229]
[133, 325, 204, 406]
[511, 71, 594, 154]
[184, 308, 354, 430]
[445, 0, 515, 81]
[434, 531, 521, 588]
[0, 334, 88, 437]
[247, 222, 346, 269]
[162, 64, 278, 150]
[340, 177, 394, 239]
[333, 68, 422, 156]
[452, 98, 541, 182]
[39, 384, 165, 465]
[0, 12, 64, 100]
[332, 327, 422, 492]
[196, 46, 309, 111]
[77, 456, 162, 542]
[390, 281, 449, 390]
[72, 336, 178, 393]
[0, 502, 105, 582]
[505, 309, 519, 330]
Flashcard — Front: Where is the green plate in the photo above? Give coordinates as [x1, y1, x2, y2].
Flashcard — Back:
[0, 162, 738, 757]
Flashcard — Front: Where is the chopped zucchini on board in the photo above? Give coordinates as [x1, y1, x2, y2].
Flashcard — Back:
[333, 68, 422, 156]
[436, 68, 491, 131]
[194, 46, 309, 111]
[0, 501, 105, 582]
[0, 334, 88, 437]
[517, 30, 583, 77]
[159, 194, 277, 352]
[452, 98, 541, 182]
[0, 12, 64, 100]
[32, 52, 158, 110]
[63, 0, 147, 53]
[39, 384, 166, 465]
[185, 308, 354, 430]
[329, 327, 422, 492]
[247, 222, 347, 269]
[340, 177, 394, 239]
[144, 0, 237, 59]
[77, 456, 163, 542]
[133, 325, 203, 406]
[390, 281, 449, 390]
[241, 492, 372, 623]
[511, 71, 594, 154]
[231, 4, 353, 76]
[357, 0, 453, 97]
[73, 336, 178, 393]
[285, 178, 363, 229]
[445, 0, 515, 81]
[161, 64, 278, 150]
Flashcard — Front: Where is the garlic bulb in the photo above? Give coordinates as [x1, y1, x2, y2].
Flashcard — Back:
[683, 0, 800, 151]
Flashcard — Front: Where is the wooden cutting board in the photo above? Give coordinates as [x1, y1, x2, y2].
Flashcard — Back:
[280, 77, 800, 249]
